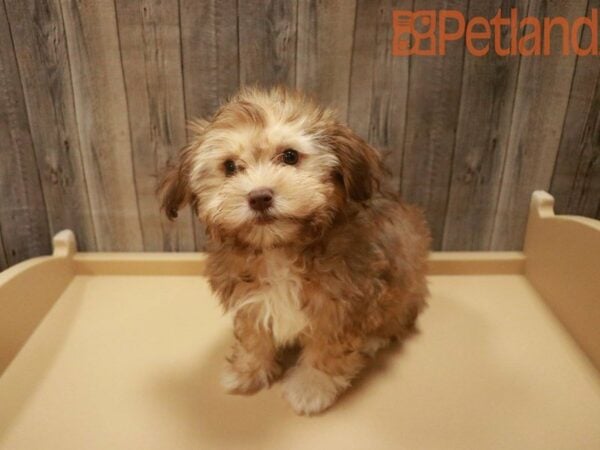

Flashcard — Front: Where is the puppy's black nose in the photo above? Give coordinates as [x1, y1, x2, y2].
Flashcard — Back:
[248, 188, 274, 212]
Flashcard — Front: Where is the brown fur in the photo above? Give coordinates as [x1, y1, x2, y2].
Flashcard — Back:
[159, 86, 431, 415]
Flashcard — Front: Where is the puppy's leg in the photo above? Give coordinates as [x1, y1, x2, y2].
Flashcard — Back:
[221, 308, 281, 395]
[281, 336, 366, 415]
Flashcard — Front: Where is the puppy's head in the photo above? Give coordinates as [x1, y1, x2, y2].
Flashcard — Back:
[159, 87, 382, 248]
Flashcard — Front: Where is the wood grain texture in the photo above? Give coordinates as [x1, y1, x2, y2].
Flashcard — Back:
[348, 0, 410, 187]
[296, 0, 357, 120]
[238, 0, 297, 87]
[60, 0, 143, 251]
[180, 0, 238, 119]
[0, 0, 51, 265]
[4, 0, 96, 251]
[401, 0, 468, 250]
[550, 0, 600, 220]
[115, 0, 195, 251]
[180, 0, 239, 250]
[1, 0, 599, 265]
[490, 0, 590, 250]
[443, 0, 526, 250]
[0, 225, 7, 270]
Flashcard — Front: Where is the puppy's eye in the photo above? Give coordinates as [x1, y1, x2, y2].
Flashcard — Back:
[282, 149, 299, 165]
[224, 159, 236, 176]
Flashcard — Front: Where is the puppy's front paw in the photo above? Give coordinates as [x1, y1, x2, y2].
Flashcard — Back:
[361, 336, 391, 358]
[220, 363, 268, 395]
[281, 365, 349, 415]
[221, 351, 281, 394]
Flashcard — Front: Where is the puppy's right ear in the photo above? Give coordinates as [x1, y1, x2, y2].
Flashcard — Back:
[158, 119, 207, 220]
[158, 145, 194, 221]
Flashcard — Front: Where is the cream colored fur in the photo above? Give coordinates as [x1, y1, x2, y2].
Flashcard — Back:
[231, 249, 308, 346]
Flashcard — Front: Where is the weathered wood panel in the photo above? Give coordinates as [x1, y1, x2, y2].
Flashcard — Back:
[443, 0, 526, 250]
[490, 0, 590, 249]
[550, 0, 600, 220]
[180, 0, 239, 120]
[348, 0, 410, 188]
[5, 0, 96, 251]
[0, 225, 7, 270]
[115, 0, 195, 251]
[1, 0, 599, 265]
[401, 0, 468, 249]
[60, 0, 143, 251]
[238, 0, 297, 87]
[0, 0, 51, 265]
[296, 0, 357, 120]
[180, 0, 239, 250]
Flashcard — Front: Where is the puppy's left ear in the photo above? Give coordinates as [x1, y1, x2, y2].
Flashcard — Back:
[327, 123, 383, 202]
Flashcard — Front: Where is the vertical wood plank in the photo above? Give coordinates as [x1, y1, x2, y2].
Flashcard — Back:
[347, 0, 378, 139]
[0, 225, 7, 270]
[60, 0, 143, 251]
[238, 0, 297, 87]
[115, 0, 195, 251]
[180, 0, 239, 250]
[348, 0, 410, 187]
[550, 0, 600, 220]
[0, 0, 51, 265]
[491, 0, 589, 249]
[4, 0, 96, 251]
[442, 0, 527, 250]
[400, 0, 468, 250]
[180, 0, 239, 117]
[296, 0, 357, 120]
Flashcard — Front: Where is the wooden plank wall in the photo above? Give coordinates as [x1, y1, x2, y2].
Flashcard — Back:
[0, 0, 598, 268]
[1, 0, 52, 266]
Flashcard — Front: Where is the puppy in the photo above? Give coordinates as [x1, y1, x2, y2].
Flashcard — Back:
[159, 87, 431, 415]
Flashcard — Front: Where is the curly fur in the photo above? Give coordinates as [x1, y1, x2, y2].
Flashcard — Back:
[159, 87, 431, 415]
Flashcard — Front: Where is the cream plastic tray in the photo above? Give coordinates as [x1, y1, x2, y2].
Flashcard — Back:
[1, 191, 599, 450]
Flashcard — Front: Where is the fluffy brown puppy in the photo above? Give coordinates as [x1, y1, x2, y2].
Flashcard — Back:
[159, 87, 431, 415]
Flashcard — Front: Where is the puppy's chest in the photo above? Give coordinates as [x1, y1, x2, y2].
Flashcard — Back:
[247, 251, 308, 346]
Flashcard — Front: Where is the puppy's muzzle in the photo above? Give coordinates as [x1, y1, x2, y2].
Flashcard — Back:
[248, 188, 274, 212]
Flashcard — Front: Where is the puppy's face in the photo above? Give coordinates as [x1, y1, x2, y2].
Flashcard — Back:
[189, 115, 340, 248]
[160, 88, 381, 248]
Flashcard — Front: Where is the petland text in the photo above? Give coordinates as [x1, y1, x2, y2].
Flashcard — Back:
[392, 8, 598, 56]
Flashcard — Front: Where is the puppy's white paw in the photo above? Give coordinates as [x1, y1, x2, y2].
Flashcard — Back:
[281, 365, 349, 415]
[220, 362, 270, 395]
[361, 336, 391, 358]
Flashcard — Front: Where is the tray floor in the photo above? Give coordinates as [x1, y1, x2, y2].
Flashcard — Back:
[1, 274, 599, 450]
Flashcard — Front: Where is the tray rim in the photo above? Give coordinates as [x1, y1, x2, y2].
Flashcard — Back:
[1, 191, 599, 375]
[1, 191, 598, 280]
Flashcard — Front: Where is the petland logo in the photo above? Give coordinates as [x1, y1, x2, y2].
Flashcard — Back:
[392, 8, 599, 56]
